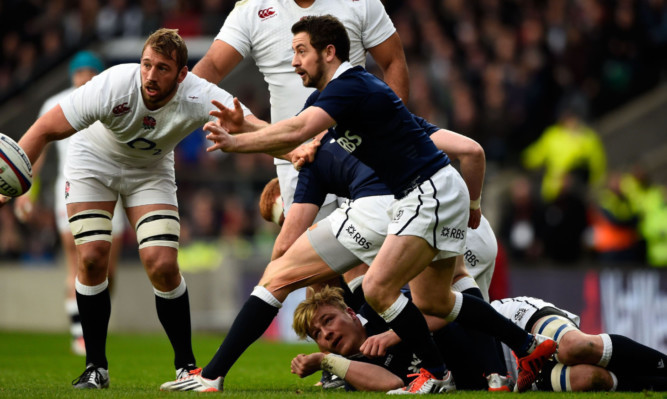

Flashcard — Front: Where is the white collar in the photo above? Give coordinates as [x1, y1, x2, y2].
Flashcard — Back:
[331, 61, 353, 81]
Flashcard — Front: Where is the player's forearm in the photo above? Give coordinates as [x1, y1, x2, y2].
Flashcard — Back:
[343, 361, 404, 391]
[233, 118, 312, 154]
[459, 151, 485, 203]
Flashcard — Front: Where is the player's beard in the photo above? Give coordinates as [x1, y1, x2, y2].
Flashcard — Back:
[302, 54, 327, 90]
[142, 78, 179, 108]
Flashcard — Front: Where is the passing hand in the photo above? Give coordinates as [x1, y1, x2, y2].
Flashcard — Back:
[209, 98, 246, 134]
[204, 120, 236, 153]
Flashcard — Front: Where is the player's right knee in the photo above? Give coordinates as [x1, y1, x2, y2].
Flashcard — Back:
[69, 209, 113, 245]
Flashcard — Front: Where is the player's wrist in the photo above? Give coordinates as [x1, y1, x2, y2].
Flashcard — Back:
[321, 353, 351, 379]
[470, 196, 481, 210]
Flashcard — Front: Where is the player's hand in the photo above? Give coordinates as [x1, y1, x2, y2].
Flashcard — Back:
[360, 330, 401, 358]
[291, 353, 324, 378]
[0, 194, 10, 208]
[289, 138, 320, 171]
[204, 120, 236, 152]
[209, 98, 245, 134]
[468, 208, 481, 229]
[13, 195, 33, 222]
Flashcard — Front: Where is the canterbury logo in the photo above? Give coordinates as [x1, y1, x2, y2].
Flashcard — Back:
[112, 102, 131, 116]
[258, 7, 275, 19]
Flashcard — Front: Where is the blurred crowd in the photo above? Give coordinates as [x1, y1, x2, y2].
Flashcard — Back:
[2, 0, 667, 268]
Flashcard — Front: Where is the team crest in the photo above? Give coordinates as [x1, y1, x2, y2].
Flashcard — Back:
[143, 115, 156, 130]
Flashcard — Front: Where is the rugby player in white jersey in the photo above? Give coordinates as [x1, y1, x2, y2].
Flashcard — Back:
[193, 0, 408, 221]
[0, 28, 262, 389]
[13, 51, 128, 357]
[491, 296, 667, 392]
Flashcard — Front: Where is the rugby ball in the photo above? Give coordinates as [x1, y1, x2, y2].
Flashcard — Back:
[0, 133, 32, 197]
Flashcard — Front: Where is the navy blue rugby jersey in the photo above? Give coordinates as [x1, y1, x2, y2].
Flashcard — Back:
[310, 65, 450, 198]
[293, 130, 391, 206]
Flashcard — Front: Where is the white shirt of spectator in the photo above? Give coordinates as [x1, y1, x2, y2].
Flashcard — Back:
[59, 64, 250, 168]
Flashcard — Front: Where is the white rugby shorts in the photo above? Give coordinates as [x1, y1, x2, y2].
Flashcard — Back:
[55, 176, 127, 234]
[460, 216, 498, 301]
[324, 195, 394, 266]
[388, 165, 469, 260]
[276, 162, 338, 221]
[64, 143, 177, 208]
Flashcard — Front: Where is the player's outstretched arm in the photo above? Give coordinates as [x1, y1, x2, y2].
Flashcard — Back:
[18, 105, 76, 166]
[205, 105, 334, 155]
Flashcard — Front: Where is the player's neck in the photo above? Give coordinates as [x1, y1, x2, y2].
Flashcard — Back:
[294, 0, 315, 8]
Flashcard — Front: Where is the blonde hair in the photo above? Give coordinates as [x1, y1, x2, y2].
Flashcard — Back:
[292, 286, 347, 340]
[143, 28, 188, 70]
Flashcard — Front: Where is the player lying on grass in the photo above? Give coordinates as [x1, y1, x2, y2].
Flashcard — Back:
[161, 40, 555, 390]
[491, 296, 667, 392]
[292, 288, 667, 392]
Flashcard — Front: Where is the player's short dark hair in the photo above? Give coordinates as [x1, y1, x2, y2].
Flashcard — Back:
[143, 28, 188, 70]
[292, 15, 350, 63]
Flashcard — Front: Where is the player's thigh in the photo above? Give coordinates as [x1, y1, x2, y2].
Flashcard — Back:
[260, 232, 340, 301]
[364, 234, 439, 298]
[409, 257, 456, 316]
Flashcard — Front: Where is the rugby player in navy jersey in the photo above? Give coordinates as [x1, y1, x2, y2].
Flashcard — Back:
[161, 15, 556, 393]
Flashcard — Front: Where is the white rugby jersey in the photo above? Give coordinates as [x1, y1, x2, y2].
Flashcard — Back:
[217, 0, 396, 126]
[60, 63, 250, 167]
[491, 296, 580, 331]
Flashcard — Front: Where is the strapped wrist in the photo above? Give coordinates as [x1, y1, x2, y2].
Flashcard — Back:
[470, 196, 481, 210]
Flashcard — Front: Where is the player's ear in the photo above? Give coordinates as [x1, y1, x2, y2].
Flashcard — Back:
[177, 66, 188, 83]
[324, 44, 336, 62]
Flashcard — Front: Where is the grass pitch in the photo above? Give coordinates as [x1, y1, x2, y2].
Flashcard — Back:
[0, 331, 662, 398]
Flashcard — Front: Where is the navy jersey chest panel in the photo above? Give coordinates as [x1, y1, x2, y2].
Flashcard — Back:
[312, 67, 450, 197]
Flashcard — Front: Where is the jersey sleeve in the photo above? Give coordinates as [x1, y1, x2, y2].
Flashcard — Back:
[215, 3, 252, 58]
[361, 0, 397, 49]
[413, 115, 440, 136]
[59, 71, 110, 131]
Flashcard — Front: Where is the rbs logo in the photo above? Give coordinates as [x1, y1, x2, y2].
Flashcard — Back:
[336, 130, 362, 153]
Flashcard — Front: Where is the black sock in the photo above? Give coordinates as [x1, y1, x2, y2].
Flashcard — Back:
[455, 293, 533, 357]
[155, 289, 196, 370]
[341, 276, 365, 312]
[607, 334, 667, 377]
[460, 287, 507, 375]
[76, 288, 111, 369]
[202, 295, 279, 379]
[386, 299, 446, 378]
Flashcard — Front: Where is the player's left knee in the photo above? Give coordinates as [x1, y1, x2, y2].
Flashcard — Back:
[135, 209, 180, 250]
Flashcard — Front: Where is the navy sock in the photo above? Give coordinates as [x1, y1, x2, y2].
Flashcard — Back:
[202, 296, 279, 379]
[340, 276, 365, 312]
[455, 293, 533, 357]
[460, 287, 508, 375]
[155, 289, 196, 370]
[76, 288, 111, 369]
[386, 300, 446, 378]
[607, 334, 667, 377]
